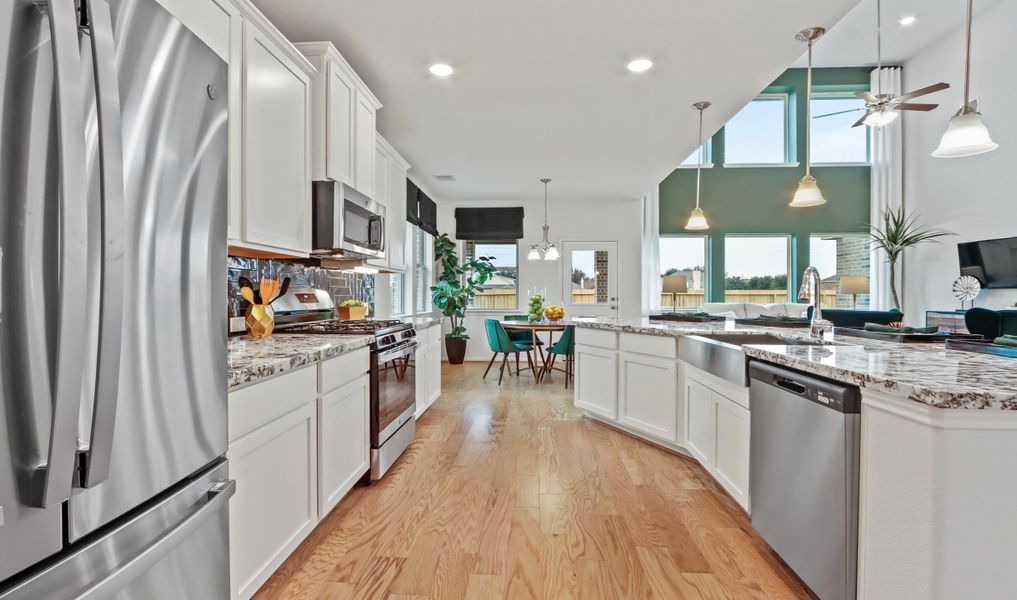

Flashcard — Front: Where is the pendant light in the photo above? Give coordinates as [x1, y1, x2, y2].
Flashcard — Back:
[933, 0, 998, 158]
[685, 101, 711, 231]
[529, 178, 559, 261]
[790, 27, 828, 208]
[863, 0, 898, 127]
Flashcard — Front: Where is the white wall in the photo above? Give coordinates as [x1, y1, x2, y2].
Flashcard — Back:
[435, 194, 643, 361]
[901, 0, 1017, 322]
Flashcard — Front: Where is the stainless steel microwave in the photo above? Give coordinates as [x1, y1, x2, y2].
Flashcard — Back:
[312, 181, 385, 258]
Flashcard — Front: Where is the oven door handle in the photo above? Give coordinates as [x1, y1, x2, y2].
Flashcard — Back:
[378, 341, 418, 363]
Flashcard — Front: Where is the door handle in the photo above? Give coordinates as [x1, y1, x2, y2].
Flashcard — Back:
[77, 0, 126, 488]
[21, 0, 91, 509]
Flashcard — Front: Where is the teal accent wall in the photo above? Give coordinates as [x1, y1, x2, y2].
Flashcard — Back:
[660, 68, 872, 302]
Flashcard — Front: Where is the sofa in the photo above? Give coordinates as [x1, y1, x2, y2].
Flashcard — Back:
[964, 308, 1017, 339]
[703, 302, 812, 319]
[805, 307, 903, 328]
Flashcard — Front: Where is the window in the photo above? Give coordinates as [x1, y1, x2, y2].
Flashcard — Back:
[659, 236, 707, 308]
[724, 236, 790, 302]
[680, 140, 713, 167]
[809, 234, 871, 308]
[464, 240, 518, 309]
[810, 95, 869, 163]
[389, 272, 406, 316]
[413, 226, 433, 313]
[569, 249, 609, 305]
[723, 94, 789, 165]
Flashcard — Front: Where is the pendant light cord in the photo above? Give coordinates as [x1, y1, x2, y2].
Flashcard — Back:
[963, 0, 973, 110]
[805, 38, 813, 178]
[876, 0, 883, 96]
[541, 178, 551, 247]
[695, 108, 703, 209]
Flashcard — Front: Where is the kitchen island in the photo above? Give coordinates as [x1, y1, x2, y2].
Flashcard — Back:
[572, 317, 1017, 600]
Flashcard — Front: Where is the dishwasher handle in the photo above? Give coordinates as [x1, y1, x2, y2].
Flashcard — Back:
[774, 377, 807, 395]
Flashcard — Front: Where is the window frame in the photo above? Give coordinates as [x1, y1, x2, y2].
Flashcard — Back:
[462, 239, 521, 313]
[809, 92, 872, 166]
[659, 234, 710, 301]
[412, 225, 433, 315]
[722, 234, 793, 302]
[677, 139, 714, 169]
[722, 93, 796, 168]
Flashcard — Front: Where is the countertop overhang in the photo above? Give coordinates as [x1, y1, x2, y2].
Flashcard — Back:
[573, 317, 1017, 410]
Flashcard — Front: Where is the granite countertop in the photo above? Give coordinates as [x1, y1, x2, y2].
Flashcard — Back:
[572, 317, 1017, 410]
[404, 315, 443, 329]
[228, 334, 374, 390]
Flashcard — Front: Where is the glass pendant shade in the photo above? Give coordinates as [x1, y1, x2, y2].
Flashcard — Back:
[790, 175, 827, 207]
[932, 111, 998, 158]
[527, 245, 542, 260]
[684, 207, 709, 231]
[862, 108, 899, 127]
[543, 244, 560, 261]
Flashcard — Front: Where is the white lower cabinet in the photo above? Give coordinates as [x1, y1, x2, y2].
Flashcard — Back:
[618, 352, 679, 443]
[683, 370, 751, 510]
[574, 344, 618, 419]
[714, 394, 750, 508]
[685, 378, 717, 467]
[415, 326, 442, 417]
[228, 401, 317, 600]
[317, 374, 369, 518]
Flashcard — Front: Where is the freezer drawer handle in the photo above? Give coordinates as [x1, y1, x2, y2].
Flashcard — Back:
[77, 0, 127, 489]
[77, 479, 236, 600]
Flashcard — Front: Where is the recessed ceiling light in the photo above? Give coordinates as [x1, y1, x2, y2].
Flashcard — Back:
[627, 58, 653, 73]
[429, 63, 454, 77]
[899, 15, 916, 26]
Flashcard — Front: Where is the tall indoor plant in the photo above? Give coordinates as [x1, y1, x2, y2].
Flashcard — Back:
[430, 234, 495, 364]
[870, 206, 952, 310]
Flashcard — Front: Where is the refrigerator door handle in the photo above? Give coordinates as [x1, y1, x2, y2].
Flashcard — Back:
[75, 479, 236, 600]
[77, 0, 126, 489]
[24, 0, 91, 509]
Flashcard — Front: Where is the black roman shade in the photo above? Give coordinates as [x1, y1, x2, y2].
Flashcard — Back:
[454, 207, 525, 240]
[418, 193, 438, 236]
[406, 178, 421, 226]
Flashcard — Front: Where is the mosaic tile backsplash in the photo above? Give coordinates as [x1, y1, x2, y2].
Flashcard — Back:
[227, 256, 374, 318]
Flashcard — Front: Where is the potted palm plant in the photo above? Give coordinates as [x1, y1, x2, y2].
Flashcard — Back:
[870, 206, 952, 310]
[430, 234, 496, 364]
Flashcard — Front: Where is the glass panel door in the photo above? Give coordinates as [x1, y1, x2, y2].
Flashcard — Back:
[562, 241, 618, 318]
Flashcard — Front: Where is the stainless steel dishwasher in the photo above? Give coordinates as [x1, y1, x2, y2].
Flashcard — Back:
[748, 361, 861, 600]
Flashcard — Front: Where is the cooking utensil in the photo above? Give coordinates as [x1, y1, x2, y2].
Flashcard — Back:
[269, 277, 291, 305]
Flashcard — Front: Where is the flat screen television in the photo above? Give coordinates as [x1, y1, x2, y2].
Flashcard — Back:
[958, 236, 1017, 288]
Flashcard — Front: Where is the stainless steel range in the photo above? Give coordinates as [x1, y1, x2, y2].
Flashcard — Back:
[275, 292, 418, 480]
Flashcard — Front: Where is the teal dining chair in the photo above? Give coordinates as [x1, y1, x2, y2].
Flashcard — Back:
[539, 325, 575, 388]
[483, 319, 535, 385]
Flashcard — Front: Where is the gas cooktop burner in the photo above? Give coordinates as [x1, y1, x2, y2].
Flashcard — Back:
[281, 319, 412, 338]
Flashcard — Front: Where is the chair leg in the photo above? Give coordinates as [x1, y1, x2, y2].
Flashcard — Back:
[498, 354, 509, 385]
[564, 355, 572, 389]
[483, 352, 498, 379]
[526, 350, 534, 380]
[515, 351, 520, 376]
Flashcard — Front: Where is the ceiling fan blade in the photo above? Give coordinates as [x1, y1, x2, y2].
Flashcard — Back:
[855, 91, 879, 103]
[851, 114, 869, 128]
[894, 82, 950, 103]
[895, 102, 937, 112]
[812, 108, 865, 119]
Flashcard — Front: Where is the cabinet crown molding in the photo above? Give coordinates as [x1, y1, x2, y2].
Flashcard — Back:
[294, 41, 382, 110]
[376, 133, 411, 170]
[230, 0, 316, 76]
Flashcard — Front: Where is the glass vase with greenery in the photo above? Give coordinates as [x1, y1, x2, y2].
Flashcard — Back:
[870, 206, 952, 310]
[430, 234, 496, 342]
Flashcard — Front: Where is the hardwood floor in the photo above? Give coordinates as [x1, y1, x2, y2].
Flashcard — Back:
[252, 362, 814, 600]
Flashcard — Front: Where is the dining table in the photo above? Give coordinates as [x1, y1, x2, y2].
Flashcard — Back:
[500, 321, 567, 383]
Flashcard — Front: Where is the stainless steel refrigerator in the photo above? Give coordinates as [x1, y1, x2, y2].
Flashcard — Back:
[1, 0, 231, 597]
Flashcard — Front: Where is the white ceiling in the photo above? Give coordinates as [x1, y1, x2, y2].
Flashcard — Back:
[253, 0, 861, 204]
[795, 0, 1007, 68]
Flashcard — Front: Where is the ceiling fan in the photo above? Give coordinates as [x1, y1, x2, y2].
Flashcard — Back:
[814, 0, 949, 127]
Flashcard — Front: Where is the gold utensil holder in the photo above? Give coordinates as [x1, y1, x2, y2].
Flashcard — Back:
[245, 304, 275, 338]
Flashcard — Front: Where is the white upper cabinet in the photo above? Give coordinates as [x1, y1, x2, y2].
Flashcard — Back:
[381, 134, 410, 271]
[297, 43, 382, 198]
[241, 22, 312, 254]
